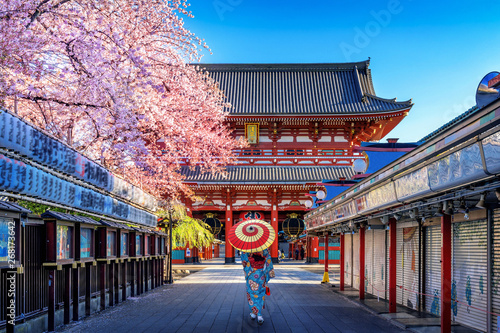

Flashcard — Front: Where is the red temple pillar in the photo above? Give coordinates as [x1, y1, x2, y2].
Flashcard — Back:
[359, 226, 365, 300]
[322, 233, 329, 283]
[340, 233, 345, 291]
[185, 199, 193, 217]
[271, 202, 279, 263]
[389, 218, 397, 313]
[441, 214, 452, 333]
[225, 189, 234, 263]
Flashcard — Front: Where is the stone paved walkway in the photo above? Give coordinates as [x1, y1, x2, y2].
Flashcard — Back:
[59, 262, 408, 333]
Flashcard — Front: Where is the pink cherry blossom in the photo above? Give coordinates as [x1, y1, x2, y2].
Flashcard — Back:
[0, 0, 246, 201]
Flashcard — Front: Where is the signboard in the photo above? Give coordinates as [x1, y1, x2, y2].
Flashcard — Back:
[245, 123, 259, 144]
[0, 109, 158, 213]
[0, 153, 157, 226]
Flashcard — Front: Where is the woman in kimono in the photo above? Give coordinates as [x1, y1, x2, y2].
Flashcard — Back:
[240, 248, 275, 325]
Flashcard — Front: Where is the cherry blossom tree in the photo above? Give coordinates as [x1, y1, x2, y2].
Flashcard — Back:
[0, 0, 244, 200]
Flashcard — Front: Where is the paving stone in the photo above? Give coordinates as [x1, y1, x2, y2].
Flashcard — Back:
[58, 259, 408, 333]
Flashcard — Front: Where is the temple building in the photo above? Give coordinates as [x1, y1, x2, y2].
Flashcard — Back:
[179, 60, 412, 263]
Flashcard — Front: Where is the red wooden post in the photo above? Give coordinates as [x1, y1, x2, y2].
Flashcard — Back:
[85, 264, 91, 316]
[48, 269, 55, 331]
[359, 226, 365, 300]
[152, 259, 156, 289]
[271, 203, 279, 262]
[122, 261, 127, 301]
[130, 261, 135, 297]
[144, 259, 148, 292]
[441, 214, 452, 333]
[137, 260, 142, 295]
[114, 262, 120, 303]
[225, 201, 234, 263]
[271, 189, 279, 262]
[389, 218, 397, 313]
[109, 262, 114, 306]
[312, 236, 319, 262]
[340, 233, 345, 291]
[72, 265, 79, 321]
[64, 266, 71, 324]
[100, 263, 106, 310]
[322, 233, 329, 283]
[325, 234, 329, 271]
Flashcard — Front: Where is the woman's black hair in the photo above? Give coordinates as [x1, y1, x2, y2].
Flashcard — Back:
[251, 253, 265, 261]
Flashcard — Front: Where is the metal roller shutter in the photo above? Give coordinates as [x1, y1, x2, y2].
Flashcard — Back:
[452, 219, 487, 332]
[344, 233, 353, 287]
[373, 229, 387, 300]
[493, 210, 500, 333]
[425, 225, 441, 316]
[353, 233, 360, 290]
[402, 226, 420, 310]
[365, 229, 373, 295]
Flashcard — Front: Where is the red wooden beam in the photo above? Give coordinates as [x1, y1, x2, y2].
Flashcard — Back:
[441, 214, 452, 333]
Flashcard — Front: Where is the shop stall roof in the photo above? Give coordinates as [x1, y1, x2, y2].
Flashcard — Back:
[99, 219, 134, 230]
[0, 201, 31, 214]
[41, 211, 102, 225]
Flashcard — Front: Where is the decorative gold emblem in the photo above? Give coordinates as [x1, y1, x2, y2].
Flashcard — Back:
[245, 123, 259, 144]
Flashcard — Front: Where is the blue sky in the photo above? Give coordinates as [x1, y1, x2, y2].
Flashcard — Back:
[186, 0, 500, 142]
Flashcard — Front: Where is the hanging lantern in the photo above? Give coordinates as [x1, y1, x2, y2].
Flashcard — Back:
[282, 213, 305, 237]
[203, 213, 222, 235]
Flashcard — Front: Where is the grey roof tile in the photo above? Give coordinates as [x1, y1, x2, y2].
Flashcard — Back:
[180, 166, 354, 183]
[41, 210, 101, 225]
[200, 61, 411, 115]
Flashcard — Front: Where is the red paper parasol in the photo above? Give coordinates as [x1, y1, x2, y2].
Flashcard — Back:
[228, 219, 276, 253]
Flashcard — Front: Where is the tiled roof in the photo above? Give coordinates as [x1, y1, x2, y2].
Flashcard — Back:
[0, 201, 31, 214]
[180, 166, 354, 183]
[199, 61, 412, 115]
[99, 219, 134, 230]
[419, 106, 480, 142]
[41, 211, 101, 225]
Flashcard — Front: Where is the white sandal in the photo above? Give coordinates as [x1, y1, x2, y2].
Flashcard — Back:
[257, 316, 264, 325]
[250, 313, 256, 320]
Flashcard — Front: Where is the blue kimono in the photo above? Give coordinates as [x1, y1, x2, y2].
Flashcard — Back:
[241, 249, 275, 316]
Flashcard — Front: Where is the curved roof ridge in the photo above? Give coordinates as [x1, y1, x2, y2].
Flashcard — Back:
[198, 60, 370, 72]
[364, 93, 413, 106]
